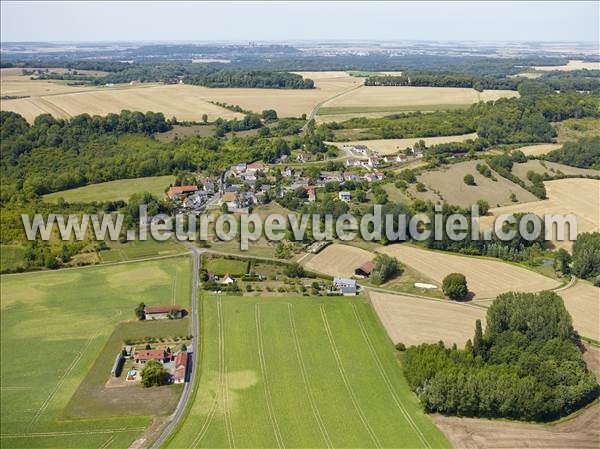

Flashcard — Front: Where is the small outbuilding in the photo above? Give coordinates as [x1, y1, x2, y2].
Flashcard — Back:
[355, 261, 375, 277]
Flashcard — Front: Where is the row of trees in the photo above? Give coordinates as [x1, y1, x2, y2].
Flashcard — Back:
[402, 291, 598, 421]
[185, 71, 314, 89]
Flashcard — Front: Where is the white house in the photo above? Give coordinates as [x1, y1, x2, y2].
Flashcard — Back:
[338, 191, 351, 202]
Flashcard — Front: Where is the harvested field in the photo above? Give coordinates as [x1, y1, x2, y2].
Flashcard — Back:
[302, 243, 373, 278]
[511, 160, 600, 185]
[329, 133, 478, 155]
[1, 67, 102, 97]
[479, 179, 600, 251]
[514, 143, 562, 156]
[532, 59, 600, 71]
[322, 86, 518, 114]
[558, 280, 600, 341]
[369, 291, 485, 347]
[408, 160, 538, 207]
[431, 345, 600, 449]
[378, 245, 560, 300]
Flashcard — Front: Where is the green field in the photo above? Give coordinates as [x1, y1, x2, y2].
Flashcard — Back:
[0, 245, 26, 272]
[166, 295, 450, 449]
[99, 238, 187, 263]
[204, 257, 249, 276]
[42, 175, 175, 203]
[0, 256, 192, 449]
[318, 103, 470, 115]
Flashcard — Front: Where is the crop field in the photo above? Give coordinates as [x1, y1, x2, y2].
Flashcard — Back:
[302, 243, 373, 277]
[0, 256, 192, 449]
[378, 245, 559, 300]
[1, 67, 103, 97]
[532, 59, 600, 71]
[510, 160, 600, 185]
[479, 179, 600, 250]
[431, 346, 600, 449]
[557, 280, 600, 341]
[330, 133, 478, 155]
[321, 86, 518, 116]
[42, 175, 175, 203]
[165, 295, 451, 449]
[513, 143, 562, 156]
[408, 160, 538, 207]
[370, 291, 486, 347]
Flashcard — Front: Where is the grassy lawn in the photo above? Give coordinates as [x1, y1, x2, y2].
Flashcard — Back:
[0, 245, 26, 272]
[318, 103, 469, 115]
[203, 256, 249, 276]
[165, 295, 450, 449]
[98, 238, 186, 263]
[0, 256, 191, 449]
[42, 175, 175, 203]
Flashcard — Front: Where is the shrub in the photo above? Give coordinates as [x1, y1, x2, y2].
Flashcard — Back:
[442, 273, 468, 300]
[463, 174, 476, 186]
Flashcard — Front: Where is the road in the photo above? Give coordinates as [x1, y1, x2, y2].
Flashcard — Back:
[150, 240, 204, 449]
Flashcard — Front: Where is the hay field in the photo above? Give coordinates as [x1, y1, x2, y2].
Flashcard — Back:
[431, 346, 600, 449]
[532, 60, 600, 71]
[510, 160, 600, 185]
[322, 86, 518, 114]
[378, 245, 559, 299]
[0, 256, 192, 449]
[165, 295, 451, 449]
[514, 143, 562, 156]
[42, 175, 175, 203]
[479, 179, 600, 251]
[558, 280, 600, 341]
[329, 133, 478, 155]
[409, 160, 538, 207]
[302, 243, 373, 278]
[370, 291, 485, 347]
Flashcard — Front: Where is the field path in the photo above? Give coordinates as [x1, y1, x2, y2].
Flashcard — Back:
[303, 83, 364, 129]
[320, 305, 382, 449]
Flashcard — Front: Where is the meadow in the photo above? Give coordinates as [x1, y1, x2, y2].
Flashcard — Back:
[165, 295, 451, 449]
[42, 175, 175, 203]
[0, 255, 192, 449]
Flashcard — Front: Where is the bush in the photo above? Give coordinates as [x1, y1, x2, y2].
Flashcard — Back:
[395, 342, 406, 351]
[463, 174, 476, 186]
[442, 273, 468, 300]
[370, 254, 402, 285]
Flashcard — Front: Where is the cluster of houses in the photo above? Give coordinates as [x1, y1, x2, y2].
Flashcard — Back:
[343, 143, 424, 169]
[329, 260, 376, 296]
[167, 177, 218, 212]
[144, 305, 184, 320]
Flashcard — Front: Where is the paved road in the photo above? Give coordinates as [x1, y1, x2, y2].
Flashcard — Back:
[150, 241, 204, 449]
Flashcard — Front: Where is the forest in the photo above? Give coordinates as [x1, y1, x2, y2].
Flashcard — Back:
[402, 291, 598, 421]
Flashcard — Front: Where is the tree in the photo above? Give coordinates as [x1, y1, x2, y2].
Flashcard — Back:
[442, 273, 468, 300]
[476, 199, 490, 216]
[202, 113, 208, 123]
[463, 174, 476, 186]
[370, 254, 402, 285]
[220, 202, 229, 214]
[140, 360, 169, 387]
[135, 302, 146, 320]
[554, 248, 572, 275]
[472, 319, 484, 357]
[571, 232, 600, 280]
[284, 263, 305, 278]
[262, 109, 278, 121]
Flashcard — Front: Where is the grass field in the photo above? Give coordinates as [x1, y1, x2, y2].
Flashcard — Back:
[0, 245, 26, 272]
[98, 238, 187, 263]
[204, 257, 249, 276]
[322, 86, 518, 116]
[42, 175, 175, 203]
[302, 243, 373, 277]
[370, 291, 486, 347]
[0, 256, 192, 449]
[409, 160, 538, 207]
[378, 245, 559, 300]
[329, 133, 478, 155]
[479, 178, 600, 251]
[555, 117, 600, 143]
[510, 160, 599, 185]
[165, 295, 451, 449]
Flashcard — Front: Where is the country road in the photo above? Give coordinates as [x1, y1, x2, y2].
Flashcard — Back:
[300, 81, 364, 130]
[150, 241, 204, 449]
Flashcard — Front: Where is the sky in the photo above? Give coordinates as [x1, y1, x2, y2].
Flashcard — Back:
[1, 1, 598, 43]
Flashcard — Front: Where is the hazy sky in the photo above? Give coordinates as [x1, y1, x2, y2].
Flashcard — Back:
[1, 1, 598, 42]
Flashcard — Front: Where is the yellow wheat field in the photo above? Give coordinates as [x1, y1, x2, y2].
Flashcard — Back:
[378, 245, 559, 299]
[558, 280, 600, 341]
[532, 60, 600, 71]
[330, 133, 478, 155]
[513, 143, 562, 156]
[479, 178, 600, 251]
[370, 291, 486, 347]
[302, 243, 373, 278]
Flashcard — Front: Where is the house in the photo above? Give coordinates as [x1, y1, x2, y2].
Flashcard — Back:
[246, 161, 269, 174]
[355, 261, 375, 277]
[344, 173, 361, 182]
[221, 274, 236, 285]
[167, 185, 198, 200]
[353, 144, 369, 155]
[333, 278, 357, 296]
[340, 285, 357, 296]
[383, 154, 405, 163]
[367, 155, 381, 167]
[306, 186, 316, 202]
[144, 305, 183, 320]
[198, 178, 215, 194]
[183, 191, 208, 209]
[282, 167, 295, 177]
[364, 172, 385, 183]
[134, 349, 173, 365]
[173, 351, 188, 384]
[346, 159, 359, 167]
[338, 191, 351, 202]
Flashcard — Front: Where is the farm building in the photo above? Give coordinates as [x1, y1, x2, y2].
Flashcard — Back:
[134, 349, 174, 365]
[338, 191, 351, 202]
[355, 261, 375, 277]
[221, 274, 236, 285]
[111, 353, 125, 377]
[173, 351, 189, 384]
[144, 305, 183, 320]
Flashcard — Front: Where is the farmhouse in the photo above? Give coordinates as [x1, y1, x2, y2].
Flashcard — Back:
[173, 351, 189, 384]
[144, 305, 183, 320]
[167, 185, 198, 200]
[134, 349, 174, 365]
[355, 261, 375, 277]
[221, 274, 236, 285]
[333, 277, 357, 296]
